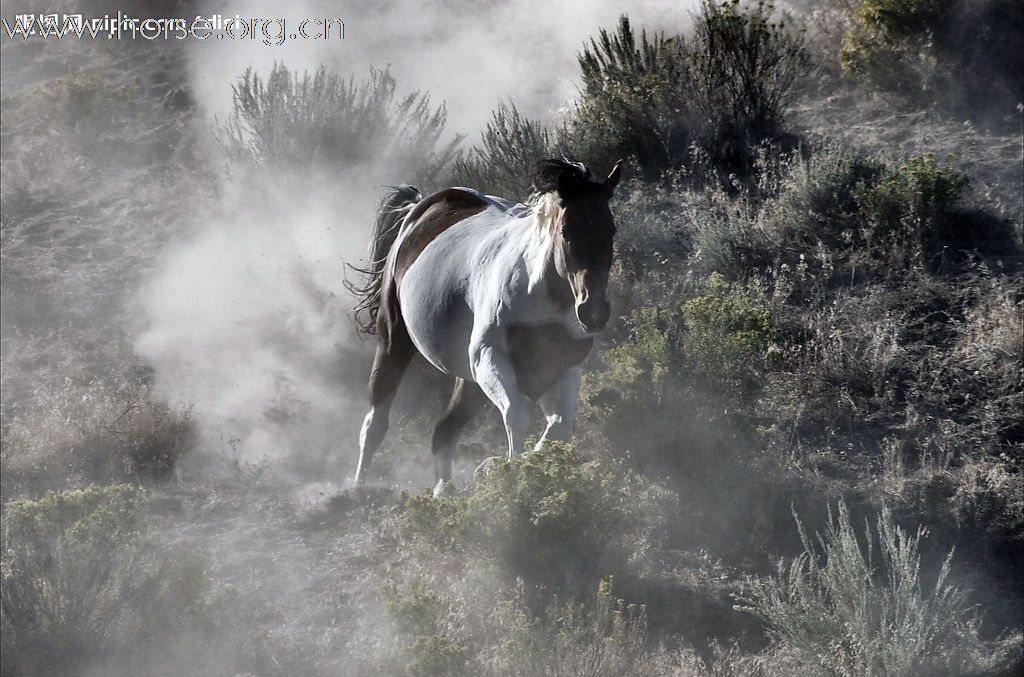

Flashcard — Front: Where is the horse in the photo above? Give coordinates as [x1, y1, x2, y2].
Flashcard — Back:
[348, 158, 622, 493]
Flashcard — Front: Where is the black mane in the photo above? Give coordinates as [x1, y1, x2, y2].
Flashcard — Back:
[531, 158, 592, 195]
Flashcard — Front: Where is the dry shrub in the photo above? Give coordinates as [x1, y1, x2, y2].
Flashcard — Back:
[454, 3, 809, 194]
[452, 102, 559, 200]
[219, 63, 460, 185]
[1, 377, 195, 495]
[572, 4, 808, 184]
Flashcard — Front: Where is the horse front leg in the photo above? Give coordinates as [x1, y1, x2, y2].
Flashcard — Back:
[535, 366, 582, 450]
[470, 339, 530, 463]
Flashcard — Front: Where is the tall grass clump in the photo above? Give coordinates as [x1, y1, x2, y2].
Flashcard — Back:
[688, 183, 775, 279]
[737, 501, 986, 676]
[0, 485, 217, 676]
[609, 173, 694, 282]
[0, 71, 187, 192]
[219, 63, 461, 184]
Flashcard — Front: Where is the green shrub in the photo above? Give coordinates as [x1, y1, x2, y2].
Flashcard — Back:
[584, 273, 776, 490]
[761, 146, 1018, 284]
[452, 102, 558, 199]
[387, 450, 673, 675]
[219, 63, 460, 184]
[0, 485, 214, 675]
[596, 273, 776, 406]
[401, 444, 671, 591]
[840, 0, 947, 96]
[682, 273, 779, 391]
[841, 0, 1024, 121]
[384, 581, 468, 677]
[853, 154, 967, 253]
[406, 633, 468, 677]
[468, 445, 668, 584]
[402, 487, 469, 551]
[382, 573, 661, 677]
[737, 500, 987, 676]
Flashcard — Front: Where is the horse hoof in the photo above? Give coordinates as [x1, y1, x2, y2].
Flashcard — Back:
[432, 479, 450, 498]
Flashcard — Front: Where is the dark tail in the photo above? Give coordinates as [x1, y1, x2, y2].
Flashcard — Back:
[345, 185, 423, 335]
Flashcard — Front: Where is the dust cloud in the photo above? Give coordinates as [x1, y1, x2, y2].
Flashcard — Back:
[185, 0, 695, 135]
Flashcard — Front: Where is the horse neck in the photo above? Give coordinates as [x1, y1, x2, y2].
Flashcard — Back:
[513, 197, 562, 301]
[522, 220, 575, 310]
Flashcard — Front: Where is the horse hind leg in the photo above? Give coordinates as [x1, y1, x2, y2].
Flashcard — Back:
[353, 322, 415, 487]
[431, 378, 486, 495]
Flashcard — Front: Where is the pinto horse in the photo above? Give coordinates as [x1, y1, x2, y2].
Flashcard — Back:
[349, 158, 622, 492]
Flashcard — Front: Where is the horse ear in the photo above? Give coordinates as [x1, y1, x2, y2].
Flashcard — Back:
[605, 160, 624, 195]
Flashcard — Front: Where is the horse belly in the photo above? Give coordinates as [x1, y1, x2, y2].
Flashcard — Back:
[399, 257, 475, 378]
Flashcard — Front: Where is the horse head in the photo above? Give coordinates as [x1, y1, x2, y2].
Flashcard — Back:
[532, 158, 623, 333]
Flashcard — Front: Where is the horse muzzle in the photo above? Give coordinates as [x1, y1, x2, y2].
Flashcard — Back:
[576, 298, 610, 333]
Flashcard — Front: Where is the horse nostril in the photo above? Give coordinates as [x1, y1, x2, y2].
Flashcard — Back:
[577, 300, 610, 332]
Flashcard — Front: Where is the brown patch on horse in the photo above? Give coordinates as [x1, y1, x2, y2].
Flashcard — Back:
[375, 189, 488, 341]
[543, 249, 575, 310]
[506, 323, 593, 400]
[393, 189, 489, 287]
